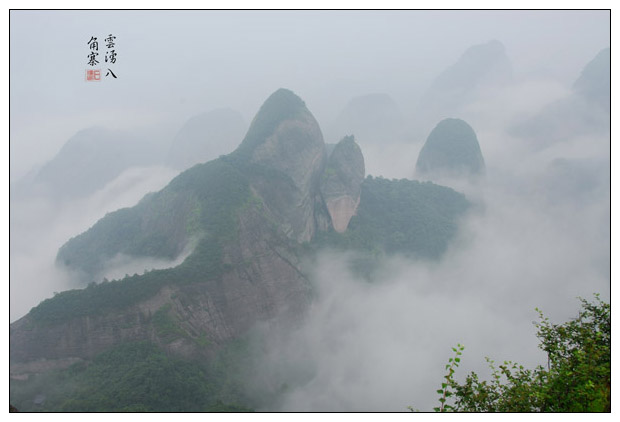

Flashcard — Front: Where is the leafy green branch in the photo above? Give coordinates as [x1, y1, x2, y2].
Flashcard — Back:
[434, 343, 464, 412]
[418, 294, 610, 412]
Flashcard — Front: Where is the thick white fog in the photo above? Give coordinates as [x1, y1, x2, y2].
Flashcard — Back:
[9, 166, 179, 320]
[243, 107, 609, 410]
[8, 9, 611, 412]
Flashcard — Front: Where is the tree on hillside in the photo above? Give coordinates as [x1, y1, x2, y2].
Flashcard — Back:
[425, 294, 610, 412]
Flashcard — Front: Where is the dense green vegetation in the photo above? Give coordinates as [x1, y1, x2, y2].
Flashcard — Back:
[313, 175, 469, 259]
[22, 95, 472, 417]
[32, 157, 254, 325]
[48, 88, 309, 321]
[57, 157, 251, 277]
[16, 105, 473, 413]
[10, 341, 253, 412]
[427, 295, 610, 412]
[32, 169, 469, 326]
[32, 176, 468, 328]
[31, 91, 313, 325]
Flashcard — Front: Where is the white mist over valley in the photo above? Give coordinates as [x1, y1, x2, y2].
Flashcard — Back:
[9, 9, 610, 412]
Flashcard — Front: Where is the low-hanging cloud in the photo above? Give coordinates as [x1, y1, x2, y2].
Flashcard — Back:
[241, 120, 609, 411]
[10, 165, 180, 322]
[96, 238, 197, 283]
[8, 11, 609, 412]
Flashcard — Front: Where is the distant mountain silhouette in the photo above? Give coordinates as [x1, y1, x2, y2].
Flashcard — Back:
[416, 118, 485, 180]
[510, 47, 610, 149]
[167, 108, 247, 171]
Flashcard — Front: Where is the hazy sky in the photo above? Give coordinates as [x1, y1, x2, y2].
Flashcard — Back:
[7, 9, 613, 410]
[9, 9, 610, 180]
[7, 8, 612, 324]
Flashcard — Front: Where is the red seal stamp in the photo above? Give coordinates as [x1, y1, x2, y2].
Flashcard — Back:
[85, 69, 101, 81]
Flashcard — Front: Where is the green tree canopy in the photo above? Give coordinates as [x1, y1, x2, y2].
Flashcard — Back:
[428, 294, 610, 412]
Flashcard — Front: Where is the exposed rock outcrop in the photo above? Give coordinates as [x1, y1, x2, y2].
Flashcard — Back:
[11, 88, 325, 371]
[11, 198, 311, 367]
[415, 118, 485, 179]
[235, 88, 330, 242]
[10, 88, 471, 389]
[321, 136, 365, 232]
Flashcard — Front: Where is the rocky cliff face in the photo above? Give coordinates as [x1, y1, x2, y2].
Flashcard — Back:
[236, 88, 330, 242]
[9, 88, 474, 390]
[320, 136, 365, 232]
[11, 197, 310, 369]
[415, 118, 485, 179]
[10, 88, 325, 373]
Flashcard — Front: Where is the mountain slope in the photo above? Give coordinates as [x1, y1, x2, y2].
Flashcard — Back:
[232, 88, 331, 242]
[314, 176, 469, 259]
[14, 89, 323, 366]
[56, 158, 249, 279]
[11, 88, 471, 412]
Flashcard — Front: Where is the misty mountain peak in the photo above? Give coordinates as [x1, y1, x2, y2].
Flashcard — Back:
[231, 88, 329, 242]
[418, 40, 513, 126]
[167, 108, 246, 171]
[466, 39, 505, 58]
[573, 47, 610, 111]
[435, 39, 512, 90]
[415, 118, 485, 179]
[33, 127, 158, 199]
[236, 88, 309, 155]
[329, 93, 404, 145]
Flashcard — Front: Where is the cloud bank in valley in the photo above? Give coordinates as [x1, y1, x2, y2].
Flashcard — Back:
[248, 144, 609, 411]
[8, 10, 610, 412]
[10, 165, 179, 321]
[242, 75, 610, 410]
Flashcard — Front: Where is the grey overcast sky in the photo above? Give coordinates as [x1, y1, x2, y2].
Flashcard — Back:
[9, 10, 610, 180]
